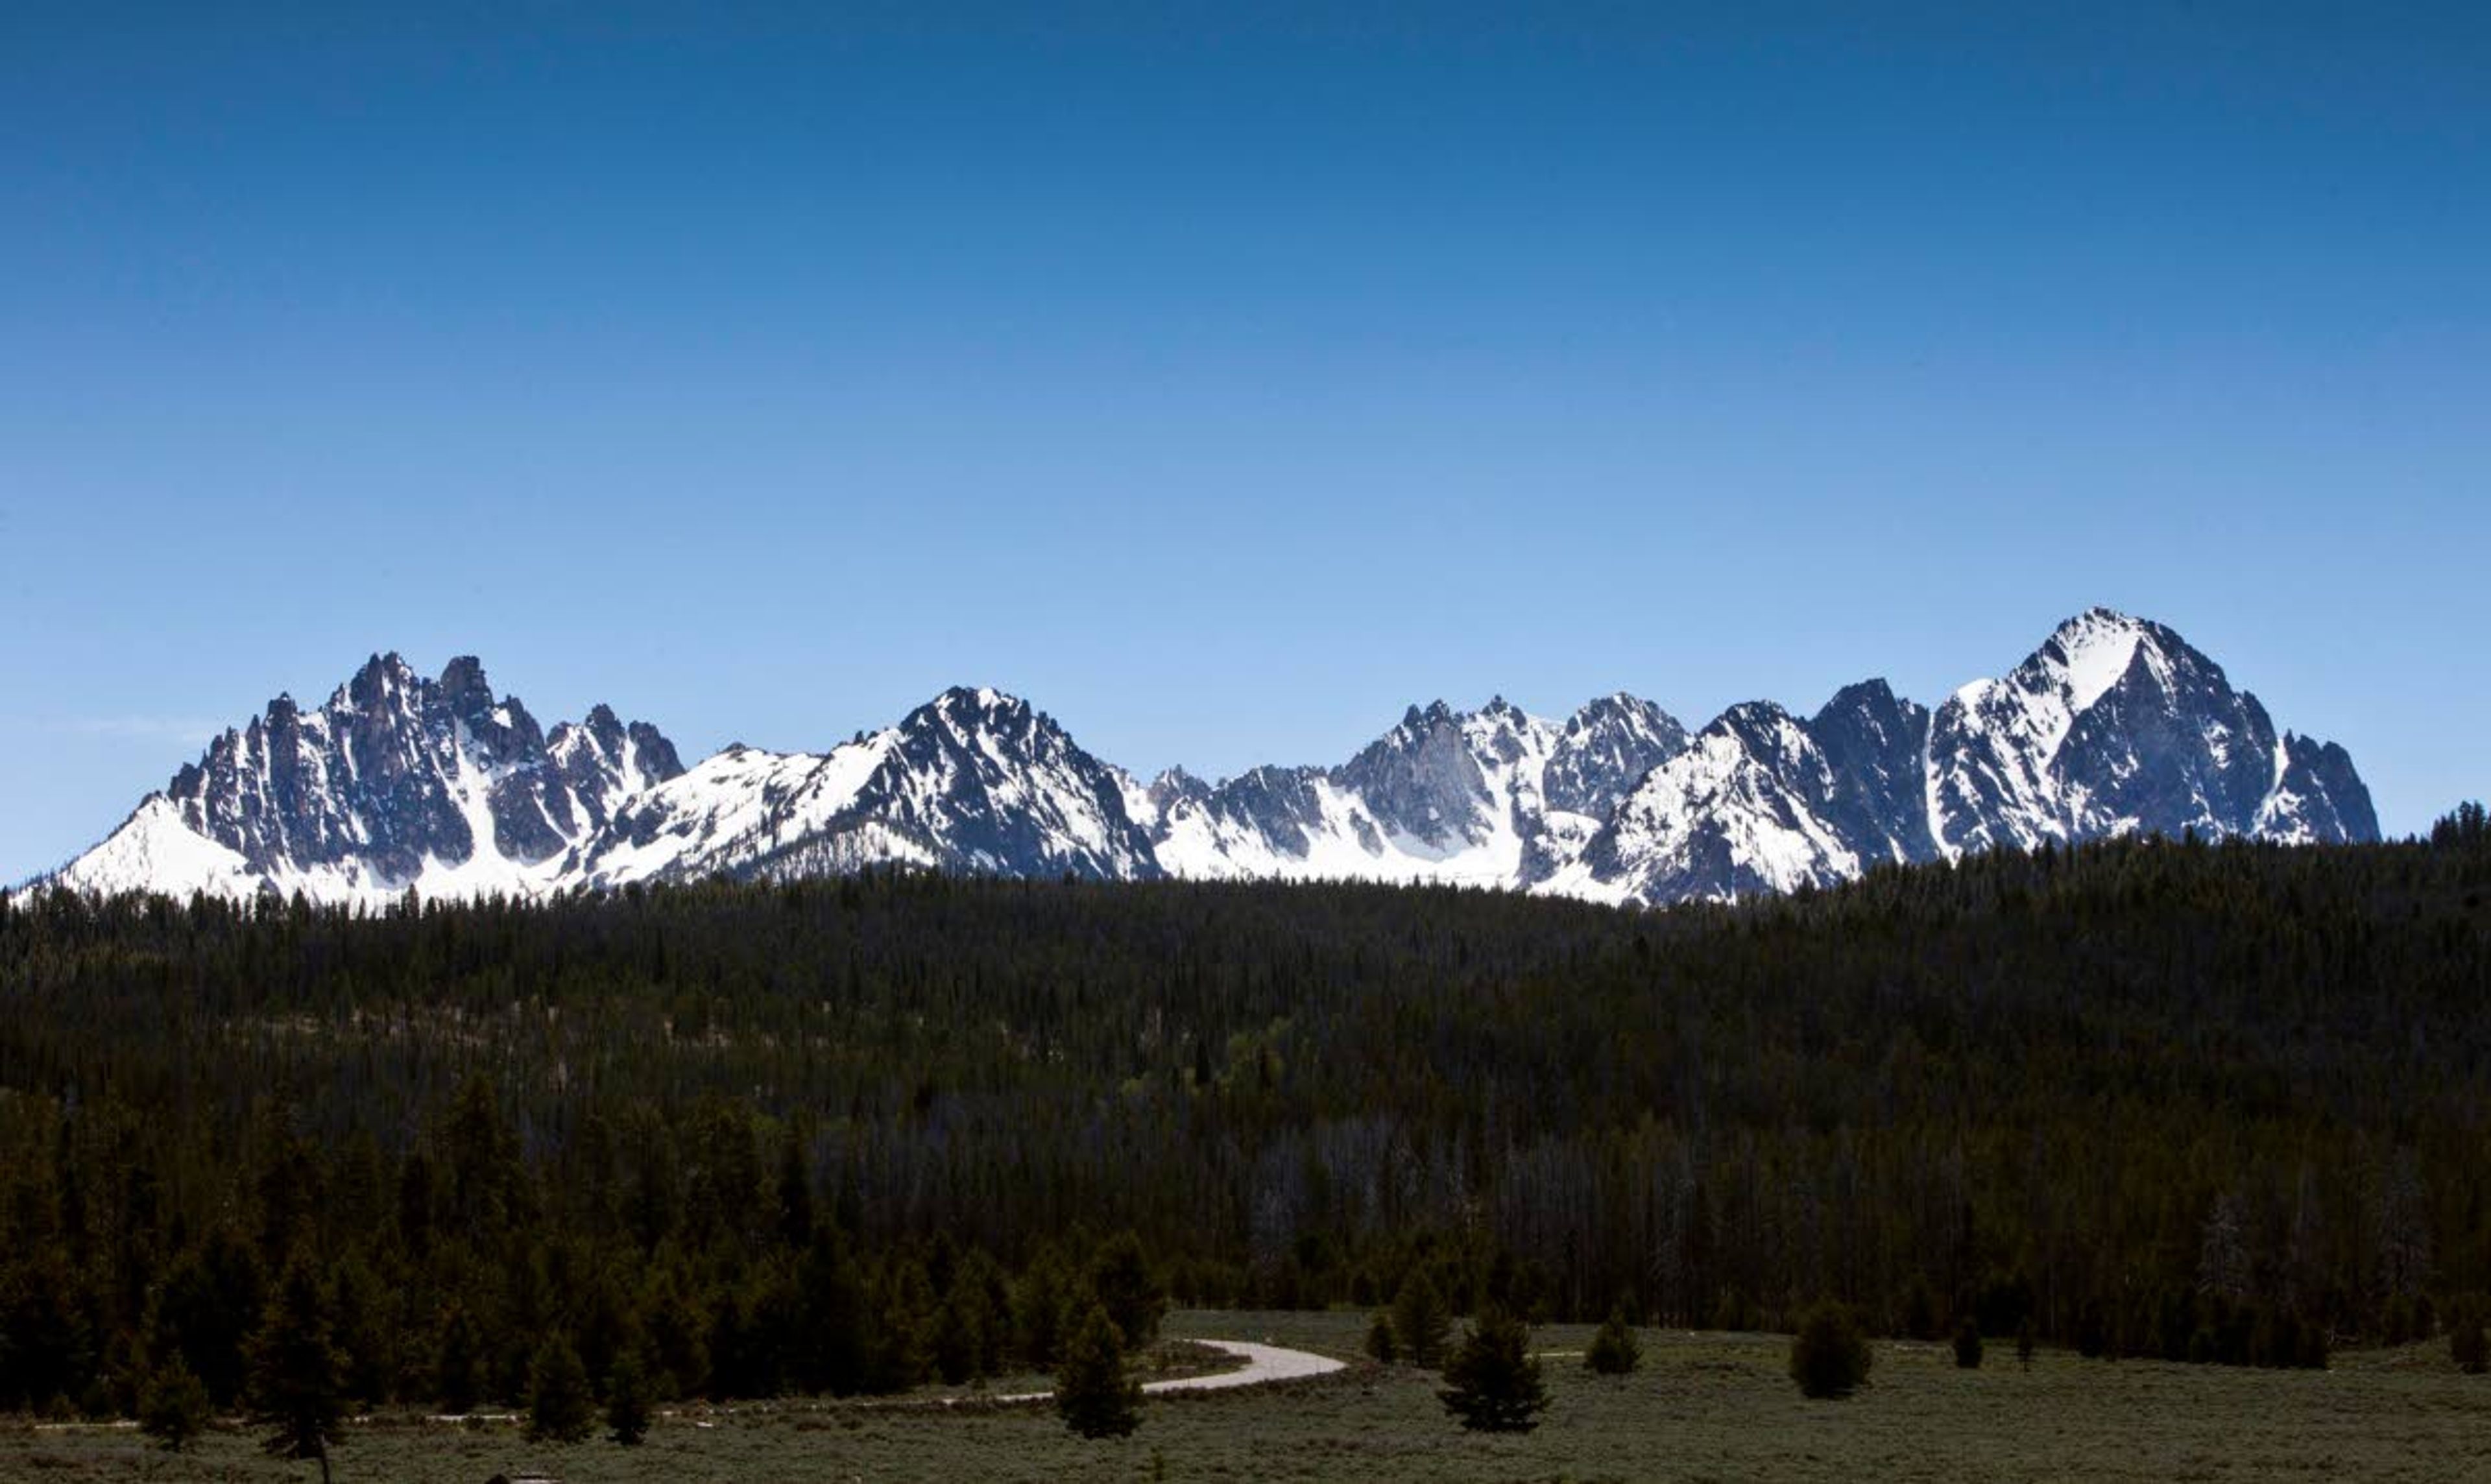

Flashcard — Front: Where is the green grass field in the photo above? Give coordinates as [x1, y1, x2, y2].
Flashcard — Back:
[8, 1312, 2486, 1482]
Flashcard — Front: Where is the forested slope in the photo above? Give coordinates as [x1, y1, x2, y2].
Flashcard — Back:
[2, 813, 2486, 1414]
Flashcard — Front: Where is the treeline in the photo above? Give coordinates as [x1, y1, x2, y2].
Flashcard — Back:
[0, 1056, 1172, 1418]
[2, 817, 2489, 1417]
[0, 1060, 1175, 1424]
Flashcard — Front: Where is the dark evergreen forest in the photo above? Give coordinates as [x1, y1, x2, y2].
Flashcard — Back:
[3, 812, 2488, 1418]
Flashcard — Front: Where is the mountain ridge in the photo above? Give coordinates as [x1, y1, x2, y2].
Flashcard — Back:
[40, 610, 2380, 907]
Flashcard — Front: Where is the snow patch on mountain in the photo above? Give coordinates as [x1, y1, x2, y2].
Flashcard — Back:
[50, 796, 266, 900]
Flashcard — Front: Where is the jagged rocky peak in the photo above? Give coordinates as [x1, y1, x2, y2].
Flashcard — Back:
[554, 702, 686, 786]
[1807, 678, 1936, 865]
[1713, 698, 1812, 757]
[1927, 608, 2351, 858]
[341, 649, 422, 712]
[579, 680, 1162, 892]
[583, 701, 629, 748]
[438, 654, 494, 714]
[2036, 606, 2168, 710]
[1333, 700, 1497, 852]
[2263, 732, 2378, 844]
[1814, 675, 1909, 721]
[1147, 765, 1212, 813]
[920, 683, 1032, 726]
[64, 652, 686, 902]
[437, 655, 550, 765]
[1562, 696, 1857, 905]
[1543, 692, 1690, 820]
[1807, 678, 1930, 781]
[889, 686, 1097, 782]
[1466, 695, 1537, 765]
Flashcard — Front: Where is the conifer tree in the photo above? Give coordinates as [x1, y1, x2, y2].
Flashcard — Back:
[525, 1334, 594, 1443]
[791, 1227, 869, 1395]
[933, 1276, 995, 1385]
[1438, 1308, 1548, 1433]
[138, 1358, 211, 1452]
[1586, 1306, 1642, 1376]
[640, 1259, 710, 1400]
[1055, 1304, 1141, 1439]
[1013, 1249, 1076, 1370]
[1364, 1311, 1397, 1365]
[865, 1257, 935, 1394]
[246, 1254, 348, 1484]
[1087, 1232, 1167, 1350]
[1392, 1269, 1453, 1369]
[605, 1352, 653, 1446]
[956, 1247, 1015, 1378]
[2451, 1294, 2488, 1374]
[435, 1304, 483, 1413]
[1901, 1275, 1941, 1341]
[1789, 1301, 1873, 1400]
[148, 1228, 260, 1409]
[328, 1254, 396, 1407]
[774, 1125, 815, 1251]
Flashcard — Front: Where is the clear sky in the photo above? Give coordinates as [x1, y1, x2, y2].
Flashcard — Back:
[3, 3, 2485, 883]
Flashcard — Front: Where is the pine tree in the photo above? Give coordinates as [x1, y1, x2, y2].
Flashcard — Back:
[138, 1358, 211, 1452]
[865, 1256, 935, 1394]
[328, 1254, 396, 1407]
[960, 1249, 1015, 1378]
[1901, 1275, 1941, 1341]
[1364, 1311, 1397, 1365]
[525, 1334, 594, 1443]
[933, 1276, 995, 1385]
[791, 1227, 869, 1395]
[2451, 1294, 2488, 1374]
[1087, 1232, 1166, 1351]
[1790, 1301, 1874, 1399]
[1586, 1306, 1642, 1376]
[605, 1351, 653, 1446]
[774, 1125, 815, 1251]
[435, 1303, 483, 1414]
[1391, 1269, 1452, 1369]
[1438, 1308, 1548, 1433]
[1055, 1304, 1141, 1439]
[1012, 1249, 1075, 1370]
[152, 1229, 262, 1409]
[246, 1254, 347, 1484]
[641, 1258, 711, 1399]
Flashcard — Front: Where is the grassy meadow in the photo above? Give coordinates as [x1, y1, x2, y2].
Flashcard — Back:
[5, 1311, 2485, 1483]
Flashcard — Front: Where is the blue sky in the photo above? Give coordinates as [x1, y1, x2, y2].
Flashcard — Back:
[3, 3, 2485, 881]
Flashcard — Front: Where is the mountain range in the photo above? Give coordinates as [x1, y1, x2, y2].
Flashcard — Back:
[39, 609, 2377, 907]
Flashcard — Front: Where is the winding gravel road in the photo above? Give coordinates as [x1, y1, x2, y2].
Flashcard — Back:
[995, 1338, 1345, 1404]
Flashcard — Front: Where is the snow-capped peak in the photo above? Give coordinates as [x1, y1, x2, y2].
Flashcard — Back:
[2039, 606, 2162, 714]
[50, 653, 684, 905]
